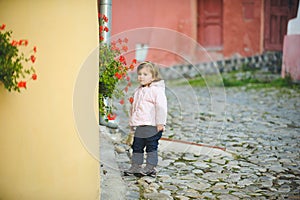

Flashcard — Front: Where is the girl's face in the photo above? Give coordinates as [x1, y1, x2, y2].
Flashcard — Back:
[137, 67, 154, 86]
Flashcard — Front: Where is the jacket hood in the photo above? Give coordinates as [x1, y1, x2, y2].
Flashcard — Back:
[150, 80, 165, 88]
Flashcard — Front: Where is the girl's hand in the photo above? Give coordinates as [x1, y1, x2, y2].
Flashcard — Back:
[125, 131, 134, 146]
[157, 124, 164, 132]
[130, 126, 134, 132]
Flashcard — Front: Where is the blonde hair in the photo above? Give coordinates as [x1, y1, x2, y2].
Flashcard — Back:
[137, 61, 162, 81]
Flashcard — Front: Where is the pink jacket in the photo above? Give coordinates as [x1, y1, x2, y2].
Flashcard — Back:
[129, 80, 167, 127]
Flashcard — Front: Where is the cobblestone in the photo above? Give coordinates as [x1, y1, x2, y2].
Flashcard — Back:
[109, 83, 300, 199]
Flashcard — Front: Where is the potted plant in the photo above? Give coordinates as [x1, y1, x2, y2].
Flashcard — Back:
[98, 14, 136, 128]
[0, 24, 37, 92]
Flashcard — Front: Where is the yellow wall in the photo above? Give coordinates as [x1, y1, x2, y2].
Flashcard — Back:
[0, 0, 100, 199]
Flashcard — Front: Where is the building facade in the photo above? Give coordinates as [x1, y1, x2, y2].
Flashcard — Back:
[0, 1, 100, 199]
[110, 0, 299, 66]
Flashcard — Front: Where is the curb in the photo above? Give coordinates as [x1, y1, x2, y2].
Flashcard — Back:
[99, 126, 126, 200]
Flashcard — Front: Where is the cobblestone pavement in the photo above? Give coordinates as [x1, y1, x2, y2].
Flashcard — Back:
[109, 82, 300, 200]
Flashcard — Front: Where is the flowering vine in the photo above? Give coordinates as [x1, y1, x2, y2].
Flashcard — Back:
[0, 24, 37, 92]
[98, 14, 136, 120]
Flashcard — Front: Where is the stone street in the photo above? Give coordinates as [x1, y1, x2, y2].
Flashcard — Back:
[106, 82, 300, 200]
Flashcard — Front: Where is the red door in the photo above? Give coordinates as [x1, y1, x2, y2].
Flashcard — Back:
[197, 0, 223, 49]
[264, 0, 299, 51]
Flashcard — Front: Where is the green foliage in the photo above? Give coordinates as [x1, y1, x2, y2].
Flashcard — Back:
[0, 24, 37, 92]
[184, 74, 224, 87]
[99, 44, 124, 98]
[98, 15, 136, 118]
[178, 71, 299, 90]
[99, 44, 122, 116]
[222, 71, 299, 89]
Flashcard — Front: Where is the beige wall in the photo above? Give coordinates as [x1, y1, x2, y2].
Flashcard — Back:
[0, 0, 100, 199]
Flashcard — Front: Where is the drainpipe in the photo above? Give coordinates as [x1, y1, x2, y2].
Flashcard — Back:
[99, 0, 112, 44]
[99, 0, 118, 128]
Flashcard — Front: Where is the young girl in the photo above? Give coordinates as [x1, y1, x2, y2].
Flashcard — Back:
[124, 61, 167, 177]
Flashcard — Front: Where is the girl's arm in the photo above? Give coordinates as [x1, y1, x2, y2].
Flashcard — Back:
[155, 88, 168, 128]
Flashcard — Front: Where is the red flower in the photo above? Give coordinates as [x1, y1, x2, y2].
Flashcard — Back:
[99, 13, 108, 22]
[33, 46, 37, 53]
[132, 59, 137, 64]
[18, 39, 28, 46]
[104, 26, 109, 32]
[0, 24, 6, 30]
[111, 45, 119, 51]
[127, 82, 132, 87]
[126, 76, 130, 81]
[18, 81, 27, 88]
[129, 64, 135, 70]
[123, 38, 128, 43]
[11, 40, 18, 46]
[114, 72, 122, 80]
[102, 15, 108, 22]
[99, 26, 103, 32]
[32, 74, 37, 80]
[100, 35, 104, 42]
[117, 38, 122, 44]
[119, 99, 124, 105]
[129, 97, 134, 104]
[111, 40, 116, 46]
[107, 113, 116, 120]
[122, 45, 128, 52]
[124, 87, 128, 92]
[119, 55, 126, 64]
[30, 55, 36, 63]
